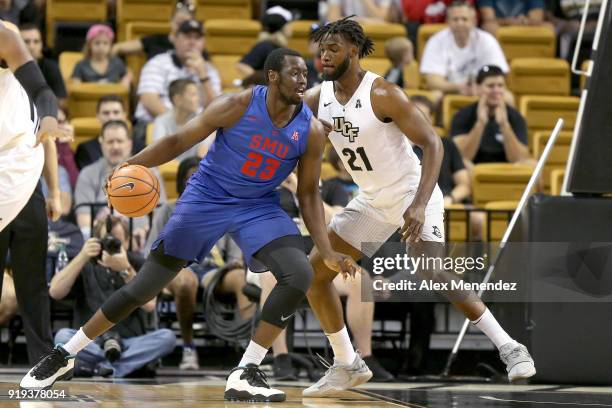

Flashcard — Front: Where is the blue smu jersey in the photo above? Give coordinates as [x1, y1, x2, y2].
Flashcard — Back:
[194, 85, 312, 199]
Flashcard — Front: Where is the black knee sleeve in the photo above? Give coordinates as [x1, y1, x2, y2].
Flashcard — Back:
[254, 235, 314, 328]
[101, 243, 187, 323]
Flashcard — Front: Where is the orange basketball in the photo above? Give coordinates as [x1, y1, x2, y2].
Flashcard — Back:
[108, 165, 160, 217]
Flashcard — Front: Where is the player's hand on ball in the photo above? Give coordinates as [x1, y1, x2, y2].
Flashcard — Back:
[105, 162, 130, 207]
[401, 204, 425, 243]
[324, 252, 360, 280]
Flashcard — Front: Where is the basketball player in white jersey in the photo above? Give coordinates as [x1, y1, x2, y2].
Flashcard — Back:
[0, 20, 63, 232]
[301, 17, 536, 396]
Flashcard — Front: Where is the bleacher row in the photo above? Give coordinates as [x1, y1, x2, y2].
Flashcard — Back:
[47, 0, 584, 243]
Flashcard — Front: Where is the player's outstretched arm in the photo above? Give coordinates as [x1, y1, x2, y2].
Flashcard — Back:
[126, 89, 253, 168]
[297, 118, 359, 278]
[372, 80, 444, 242]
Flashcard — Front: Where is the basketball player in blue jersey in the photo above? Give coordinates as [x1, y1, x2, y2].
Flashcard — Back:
[21, 48, 358, 402]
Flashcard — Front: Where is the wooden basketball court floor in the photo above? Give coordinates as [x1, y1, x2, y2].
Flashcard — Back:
[2, 373, 612, 407]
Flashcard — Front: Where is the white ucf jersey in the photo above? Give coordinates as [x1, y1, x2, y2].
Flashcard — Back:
[0, 65, 38, 148]
[318, 71, 442, 223]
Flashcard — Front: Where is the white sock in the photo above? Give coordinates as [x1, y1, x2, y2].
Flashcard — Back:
[62, 328, 93, 355]
[471, 308, 516, 349]
[238, 340, 269, 367]
[325, 326, 356, 365]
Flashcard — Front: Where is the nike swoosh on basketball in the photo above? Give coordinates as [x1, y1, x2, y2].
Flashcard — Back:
[114, 182, 135, 191]
[323, 102, 332, 107]
[280, 314, 294, 322]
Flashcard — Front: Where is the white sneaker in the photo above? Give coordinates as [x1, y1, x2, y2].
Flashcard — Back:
[224, 364, 285, 402]
[303, 353, 373, 397]
[499, 342, 536, 382]
[20, 345, 75, 390]
[179, 347, 199, 370]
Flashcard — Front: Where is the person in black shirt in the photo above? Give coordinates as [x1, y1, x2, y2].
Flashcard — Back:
[50, 216, 176, 377]
[236, 6, 292, 81]
[451, 65, 530, 165]
[19, 23, 67, 108]
[412, 95, 471, 206]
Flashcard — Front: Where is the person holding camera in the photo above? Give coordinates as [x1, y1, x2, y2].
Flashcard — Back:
[50, 216, 175, 378]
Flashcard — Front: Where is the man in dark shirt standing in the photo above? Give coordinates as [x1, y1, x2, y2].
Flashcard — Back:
[19, 23, 67, 108]
[451, 65, 530, 165]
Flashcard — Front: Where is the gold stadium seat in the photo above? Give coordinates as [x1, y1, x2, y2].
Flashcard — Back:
[59, 51, 84, 83]
[581, 59, 592, 91]
[508, 58, 570, 100]
[68, 83, 129, 118]
[196, 0, 252, 21]
[116, 0, 174, 42]
[210, 55, 242, 92]
[145, 122, 155, 146]
[286, 20, 318, 57]
[46, 0, 107, 47]
[204, 19, 261, 56]
[445, 203, 468, 242]
[550, 168, 565, 196]
[160, 160, 180, 199]
[417, 23, 446, 61]
[361, 58, 391, 76]
[360, 22, 407, 58]
[321, 162, 338, 181]
[533, 130, 573, 193]
[519, 96, 579, 151]
[70, 117, 101, 151]
[484, 200, 518, 241]
[496, 26, 556, 60]
[403, 60, 421, 89]
[472, 163, 532, 206]
[442, 95, 478, 132]
[125, 22, 170, 86]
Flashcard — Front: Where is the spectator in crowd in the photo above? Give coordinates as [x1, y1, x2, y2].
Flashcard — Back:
[305, 24, 323, 89]
[420, 1, 508, 97]
[152, 78, 211, 161]
[72, 24, 131, 89]
[479, 0, 546, 35]
[55, 108, 79, 188]
[75, 95, 128, 170]
[260, 172, 394, 381]
[0, 0, 38, 26]
[51, 216, 176, 378]
[384, 36, 415, 89]
[325, 148, 360, 200]
[144, 157, 254, 371]
[111, 1, 194, 60]
[74, 120, 167, 242]
[547, 0, 601, 62]
[451, 65, 529, 165]
[236, 6, 292, 81]
[19, 23, 67, 108]
[412, 95, 471, 206]
[326, 0, 395, 23]
[134, 19, 221, 125]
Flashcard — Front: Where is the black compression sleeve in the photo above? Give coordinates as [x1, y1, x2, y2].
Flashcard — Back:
[13, 60, 58, 119]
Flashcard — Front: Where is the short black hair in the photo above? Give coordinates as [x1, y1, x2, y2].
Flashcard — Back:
[410, 95, 434, 113]
[309, 16, 374, 59]
[18, 23, 40, 32]
[100, 120, 131, 139]
[177, 156, 200, 196]
[169, 78, 197, 102]
[263, 47, 302, 83]
[476, 65, 505, 84]
[97, 94, 125, 112]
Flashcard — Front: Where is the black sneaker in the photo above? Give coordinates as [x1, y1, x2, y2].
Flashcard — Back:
[20, 345, 75, 389]
[224, 364, 285, 402]
[363, 355, 394, 382]
[273, 354, 298, 381]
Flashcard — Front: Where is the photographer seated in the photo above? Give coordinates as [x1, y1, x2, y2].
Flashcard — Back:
[145, 156, 256, 371]
[50, 217, 176, 378]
